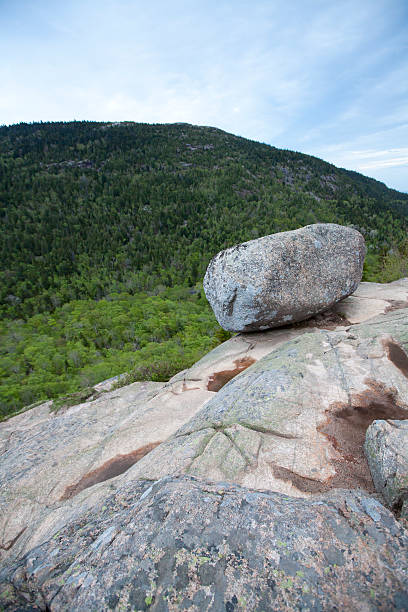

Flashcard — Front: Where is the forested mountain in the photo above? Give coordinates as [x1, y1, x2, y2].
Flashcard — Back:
[1, 121, 408, 416]
[1, 121, 408, 320]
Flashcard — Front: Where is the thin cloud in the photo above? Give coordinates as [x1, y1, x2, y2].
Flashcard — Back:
[358, 151, 408, 170]
[0, 0, 407, 190]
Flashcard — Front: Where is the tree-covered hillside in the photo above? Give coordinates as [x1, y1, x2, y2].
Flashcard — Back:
[1, 121, 408, 320]
[0, 285, 227, 419]
[1, 121, 408, 416]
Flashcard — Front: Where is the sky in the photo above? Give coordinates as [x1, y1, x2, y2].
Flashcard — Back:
[1, 0, 407, 191]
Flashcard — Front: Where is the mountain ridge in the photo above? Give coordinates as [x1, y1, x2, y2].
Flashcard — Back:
[1, 121, 408, 320]
[1, 119, 406, 197]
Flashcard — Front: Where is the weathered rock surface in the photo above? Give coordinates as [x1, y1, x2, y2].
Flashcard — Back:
[0, 281, 407, 568]
[1, 475, 408, 611]
[131, 309, 408, 496]
[203, 223, 366, 332]
[0, 379, 210, 564]
[1, 279, 408, 611]
[365, 419, 408, 518]
[333, 277, 408, 323]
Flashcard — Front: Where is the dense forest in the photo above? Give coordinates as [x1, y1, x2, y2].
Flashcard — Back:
[1, 121, 408, 417]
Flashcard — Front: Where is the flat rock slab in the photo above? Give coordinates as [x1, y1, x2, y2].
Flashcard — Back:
[333, 278, 408, 323]
[0, 379, 211, 563]
[204, 223, 365, 331]
[1, 476, 407, 611]
[131, 310, 408, 496]
[365, 419, 408, 517]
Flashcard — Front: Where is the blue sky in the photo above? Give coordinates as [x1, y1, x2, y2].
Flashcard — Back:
[1, 0, 407, 191]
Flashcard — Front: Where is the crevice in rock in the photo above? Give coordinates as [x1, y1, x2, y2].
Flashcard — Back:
[325, 332, 352, 406]
[47, 581, 65, 610]
[393, 497, 404, 519]
[240, 422, 299, 439]
[240, 337, 256, 352]
[391, 491, 408, 519]
[207, 357, 256, 392]
[170, 381, 201, 395]
[222, 430, 251, 466]
[317, 379, 408, 493]
[356, 312, 406, 327]
[177, 422, 299, 441]
[182, 382, 201, 392]
[60, 442, 161, 500]
[186, 430, 217, 470]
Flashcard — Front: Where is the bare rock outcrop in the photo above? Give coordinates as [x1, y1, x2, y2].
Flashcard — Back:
[1, 280, 408, 609]
[130, 309, 408, 495]
[1, 280, 408, 566]
[1, 476, 408, 611]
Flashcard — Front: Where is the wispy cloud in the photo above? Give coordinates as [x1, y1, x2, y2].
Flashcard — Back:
[327, 147, 408, 171]
[1, 0, 407, 190]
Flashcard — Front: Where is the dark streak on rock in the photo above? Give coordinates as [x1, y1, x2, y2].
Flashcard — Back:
[60, 442, 161, 500]
[385, 299, 408, 313]
[292, 309, 351, 330]
[0, 527, 26, 551]
[383, 339, 408, 378]
[317, 379, 408, 492]
[271, 465, 331, 494]
[241, 307, 351, 333]
[273, 381, 408, 495]
[207, 357, 256, 392]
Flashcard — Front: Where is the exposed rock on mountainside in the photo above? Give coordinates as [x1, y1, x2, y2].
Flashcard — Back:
[1, 279, 408, 609]
[130, 309, 408, 494]
[0, 280, 406, 566]
[365, 419, 408, 518]
[2, 476, 408, 611]
[203, 223, 366, 332]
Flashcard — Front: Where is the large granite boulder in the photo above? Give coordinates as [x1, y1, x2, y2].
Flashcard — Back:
[203, 223, 366, 332]
[365, 420, 408, 518]
[1, 475, 407, 611]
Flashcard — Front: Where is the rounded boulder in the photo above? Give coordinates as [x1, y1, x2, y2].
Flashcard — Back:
[203, 223, 366, 332]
